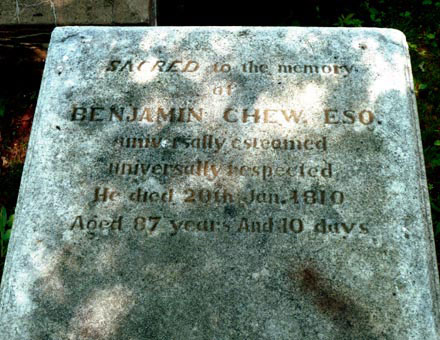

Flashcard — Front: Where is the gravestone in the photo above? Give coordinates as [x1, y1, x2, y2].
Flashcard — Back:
[0, 27, 439, 339]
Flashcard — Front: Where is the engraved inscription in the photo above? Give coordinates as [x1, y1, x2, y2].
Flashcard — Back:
[65, 56, 376, 240]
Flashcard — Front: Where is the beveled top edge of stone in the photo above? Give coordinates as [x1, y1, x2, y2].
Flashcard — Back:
[51, 25, 409, 53]
[50, 25, 408, 41]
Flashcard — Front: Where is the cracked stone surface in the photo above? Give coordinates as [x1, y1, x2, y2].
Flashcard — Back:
[0, 0, 153, 25]
[0, 27, 439, 340]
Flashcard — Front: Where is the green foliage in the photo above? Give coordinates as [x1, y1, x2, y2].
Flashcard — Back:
[0, 206, 14, 259]
[335, 13, 363, 27]
[362, 2, 383, 25]
[432, 200, 440, 236]
[423, 0, 440, 5]
[400, 11, 411, 18]
[428, 140, 440, 169]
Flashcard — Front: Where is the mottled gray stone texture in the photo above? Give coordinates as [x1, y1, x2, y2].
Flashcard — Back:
[1, 27, 439, 340]
[0, 0, 154, 25]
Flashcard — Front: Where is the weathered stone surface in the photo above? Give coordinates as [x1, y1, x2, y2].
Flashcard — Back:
[0, 27, 439, 339]
[0, 0, 154, 25]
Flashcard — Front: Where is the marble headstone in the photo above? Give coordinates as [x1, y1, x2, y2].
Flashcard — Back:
[1, 27, 439, 339]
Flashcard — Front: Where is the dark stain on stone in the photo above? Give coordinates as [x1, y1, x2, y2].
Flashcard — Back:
[224, 204, 237, 217]
[80, 324, 100, 339]
[297, 267, 350, 315]
[289, 265, 380, 339]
